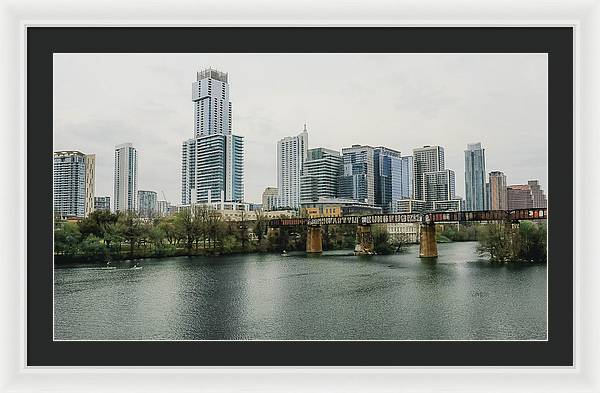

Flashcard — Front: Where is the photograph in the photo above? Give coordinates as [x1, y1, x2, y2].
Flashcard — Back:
[52, 52, 549, 342]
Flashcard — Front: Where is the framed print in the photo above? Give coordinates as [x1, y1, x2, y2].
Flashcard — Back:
[1, 0, 598, 391]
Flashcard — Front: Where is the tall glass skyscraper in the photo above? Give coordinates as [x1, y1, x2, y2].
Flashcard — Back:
[137, 190, 158, 218]
[114, 143, 137, 212]
[464, 142, 487, 211]
[181, 68, 244, 205]
[374, 147, 402, 213]
[399, 155, 414, 199]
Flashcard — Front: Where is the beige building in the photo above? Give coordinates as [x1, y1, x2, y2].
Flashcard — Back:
[489, 171, 508, 210]
[261, 187, 278, 211]
[375, 222, 420, 244]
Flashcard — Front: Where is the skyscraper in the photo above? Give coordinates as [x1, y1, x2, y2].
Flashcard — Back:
[300, 147, 342, 204]
[374, 147, 403, 213]
[277, 126, 308, 209]
[489, 171, 508, 210]
[340, 144, 376, 205]
[413, 145, 445, 201]
[137, 190, 158, 218]
[114, 143, 138, 212]
[464, 142, 487, 211]
[181, 68, 244, 205]
[53, 151, 95, 218]
[399, 155, 414, 199]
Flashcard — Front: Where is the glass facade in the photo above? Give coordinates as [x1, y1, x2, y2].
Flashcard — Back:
[464, 143, 487, 211]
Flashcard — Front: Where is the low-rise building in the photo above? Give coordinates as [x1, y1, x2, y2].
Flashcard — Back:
[94, 196, 111, 212]
[376, 222, 420, 244]
[391, 199, 427, 214]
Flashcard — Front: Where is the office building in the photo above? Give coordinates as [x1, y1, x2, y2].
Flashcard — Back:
[400, 155, 414, 199]
[261, 187, 278, 211]
[507, 180, 547, 209]
[464, 143, 487, 211]
[94, 196, 111, 212]
[53, 151, 95, 218]
[374, 147, 402, 212]
[277, 125, 308, 209]
[423, 169, 456, 204]
[114, 143, 138, 212]
[300, 147, 342, 203]
[138, 190, 158, 218]
[413, 145, 445, 201]
[489, 171, 508, 210]
[181, 68, 244, 205]
[528, 180, 548, 208]
[507, 185, 533, 209]
[340, 144, 376, 205]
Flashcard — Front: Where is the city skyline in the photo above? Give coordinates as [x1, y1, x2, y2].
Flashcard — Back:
[53, 53, 548, 204]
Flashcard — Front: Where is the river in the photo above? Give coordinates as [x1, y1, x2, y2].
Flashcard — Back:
[54, 241, 547, 341]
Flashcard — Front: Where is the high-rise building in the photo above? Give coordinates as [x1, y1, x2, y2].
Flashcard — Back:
[261, 187, 278, 211]
[94, 196, 111, 212]
[192, 68, 231, 137]
[374, 147, 402, 212]
[423, 170, 456, 204]
[413, 145, 445, 201]
[53, 151, 95, 218]
[464, 142, 487, 211]
[300, 147, 342, 204]
[400, 155, 414, 199]
[489, 171, 508, 210]
[114, 143, 138, 212]
[277, 126, 308, 209]
[181, 68, 244, 205]
[528, 180, 548, 208]
[340, 144, 376, 205]
[137, 190, 158, 218]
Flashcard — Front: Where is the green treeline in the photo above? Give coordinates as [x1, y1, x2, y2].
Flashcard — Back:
[55, 207, 361, 263]
[439, 221, 546, 263]
[54, 208, 546, 264]
[476, 221, 547, 264]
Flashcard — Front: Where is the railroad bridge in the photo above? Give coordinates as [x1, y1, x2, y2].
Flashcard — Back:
[267, 208, 548, 258]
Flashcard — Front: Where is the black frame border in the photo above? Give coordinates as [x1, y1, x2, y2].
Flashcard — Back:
[28, 27, 574, 367]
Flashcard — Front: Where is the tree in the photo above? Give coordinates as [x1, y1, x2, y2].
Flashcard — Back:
[372, 226, 394, 255]
[54, 220, 81, 257]
[174, 208, 195, 253]
[120, 211, 144, 257]
[477, 222, 515, 263]
[148, 226, 166, 253]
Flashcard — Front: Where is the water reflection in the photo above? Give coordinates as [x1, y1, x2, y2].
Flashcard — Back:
[54, 242, 547, 340]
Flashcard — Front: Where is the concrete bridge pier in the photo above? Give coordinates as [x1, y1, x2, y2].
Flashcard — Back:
[306, 225, 323, 254]
[354, 224, 374, 255]
[419, 221, 438, 258]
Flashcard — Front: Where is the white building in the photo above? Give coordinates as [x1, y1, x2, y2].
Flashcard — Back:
[114, 143, 138, 212]
[182, 68, 244, 205]
[277, 125, 308, 209]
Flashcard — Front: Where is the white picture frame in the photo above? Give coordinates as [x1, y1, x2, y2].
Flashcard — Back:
[1, 0, 597, 391]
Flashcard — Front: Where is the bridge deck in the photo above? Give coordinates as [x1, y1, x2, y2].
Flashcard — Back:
[267, 208, 547, 227]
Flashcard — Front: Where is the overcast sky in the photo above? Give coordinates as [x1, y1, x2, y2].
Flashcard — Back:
[53, 53, 548, 204]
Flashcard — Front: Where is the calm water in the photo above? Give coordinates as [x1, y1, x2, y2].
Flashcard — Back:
[54, 242, 547, 340]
